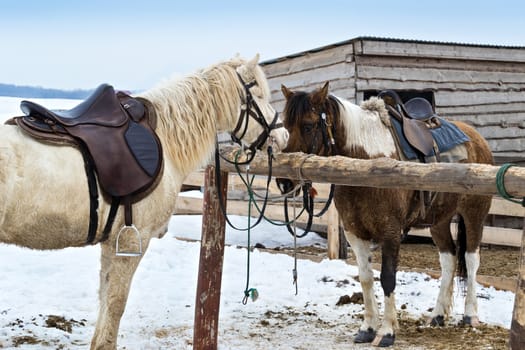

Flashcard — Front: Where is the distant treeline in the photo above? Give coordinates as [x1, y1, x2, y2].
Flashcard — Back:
[0, 83, 92, 99]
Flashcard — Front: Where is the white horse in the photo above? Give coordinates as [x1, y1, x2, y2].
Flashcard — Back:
[0, 54, 288, 349]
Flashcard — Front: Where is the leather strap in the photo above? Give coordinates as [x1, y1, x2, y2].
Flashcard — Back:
[124, 197, 133, 227]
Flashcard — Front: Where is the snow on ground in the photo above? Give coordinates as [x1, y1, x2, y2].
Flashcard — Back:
[0, 212, 515, 349]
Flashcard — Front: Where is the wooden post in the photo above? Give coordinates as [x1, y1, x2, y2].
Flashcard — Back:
[509, 218, 525, 349]
[326, 203, 339, 259]
[326, 204, 348, 259]
[338, 222, 348, 259]
[193, 165, 228, 349]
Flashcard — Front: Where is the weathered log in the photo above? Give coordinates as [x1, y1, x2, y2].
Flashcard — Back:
[510, 219, 525, 350]
[218, 146, 525, 197]
[193, 165, 228, 349]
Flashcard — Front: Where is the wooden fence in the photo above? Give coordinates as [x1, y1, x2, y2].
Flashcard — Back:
[191, 147, 525, 350]
[178, 170, 524, 248]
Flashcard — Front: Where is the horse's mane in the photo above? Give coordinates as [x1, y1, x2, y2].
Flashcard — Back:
[283, 91, 342, 128]
[360, 97, 390, 125]
[139, 57, 265, 176]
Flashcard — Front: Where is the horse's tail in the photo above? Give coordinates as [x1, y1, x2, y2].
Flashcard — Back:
[456, 215, 468, 291]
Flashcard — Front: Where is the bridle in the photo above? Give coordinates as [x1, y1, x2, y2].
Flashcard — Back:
[215, 73, 285, 231]
[230, 73, 282, 162]
[283, 109, 337, 238]
[306, 111, 336, 155]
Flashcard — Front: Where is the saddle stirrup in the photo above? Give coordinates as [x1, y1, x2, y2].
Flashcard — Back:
[115, 198, 143, 257]
[115, 224, 143, 257]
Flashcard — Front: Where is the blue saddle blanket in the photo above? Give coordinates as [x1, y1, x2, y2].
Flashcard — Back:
[390, 116, 469, 160]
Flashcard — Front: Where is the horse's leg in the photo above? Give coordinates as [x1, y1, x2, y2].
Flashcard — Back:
[428, 218, 456, 326]
[345, 232, 380, 344]
[372, 237, 399, 347]
[459, 196, 490, 327]
[463, 246, 480, 326]
[91, 239, 150, 350]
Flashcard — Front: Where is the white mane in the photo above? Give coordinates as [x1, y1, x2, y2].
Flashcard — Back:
[140, 57, 251, 176]
[335, 96, 396, 158]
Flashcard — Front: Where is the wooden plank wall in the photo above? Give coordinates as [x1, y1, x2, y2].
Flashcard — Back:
[261, 38, 525, 164]
[354, 39, 525, 164]
[262, 44, 356, 113]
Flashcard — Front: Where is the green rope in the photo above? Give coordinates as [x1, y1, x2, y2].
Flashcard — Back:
[233, 153, 305, 228]
[242, 167, 258, 305]
[495, 163, 525, 206]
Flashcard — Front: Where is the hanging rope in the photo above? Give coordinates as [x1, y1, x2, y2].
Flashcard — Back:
[292, 194, 299, 295]
[242, 165, 259, 305]
[496, 163, 525, 206]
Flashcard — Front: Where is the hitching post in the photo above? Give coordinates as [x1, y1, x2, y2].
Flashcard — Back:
[510, 218, 525, 349]
[193, 164, 228, 349]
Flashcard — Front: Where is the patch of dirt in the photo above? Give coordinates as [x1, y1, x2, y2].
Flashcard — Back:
[249, 304, 510, 349]
[264, 236, 518, 349]
[273, 238, 520, 279]
[12, 335, 40, 347]
[2, 314, 86, 348]
[396, 315, 509, 350]
[45, 315, 86, 333]
[396, 314, 509, 350]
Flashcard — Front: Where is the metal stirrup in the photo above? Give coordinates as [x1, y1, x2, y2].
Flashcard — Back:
[115, 224, 142, 257]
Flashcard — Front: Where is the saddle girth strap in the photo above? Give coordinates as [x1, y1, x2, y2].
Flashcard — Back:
[100, 198, 121, 243]
[80, 142, 99, 244]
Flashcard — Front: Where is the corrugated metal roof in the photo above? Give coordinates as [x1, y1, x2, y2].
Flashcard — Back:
[260, 36, 525, 65]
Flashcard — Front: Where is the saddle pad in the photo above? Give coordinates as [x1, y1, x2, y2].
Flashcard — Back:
[125, 121, 161, 177]
[390, 116, 470, 160]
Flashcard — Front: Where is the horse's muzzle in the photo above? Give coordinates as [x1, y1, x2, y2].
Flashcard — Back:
[275, 177, 299, 196]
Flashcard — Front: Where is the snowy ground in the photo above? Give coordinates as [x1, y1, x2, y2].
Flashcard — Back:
[0, 209, 516, 349]
[0, 97, 516, 349]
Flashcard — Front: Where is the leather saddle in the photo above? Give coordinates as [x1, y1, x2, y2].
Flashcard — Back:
[16, 83, 162, 198]
[377, 90, 440, 161]
[10, 84, 163, 244]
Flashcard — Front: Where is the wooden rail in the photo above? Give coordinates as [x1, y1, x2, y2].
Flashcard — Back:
[217, 147, 525, 197]
[179, 170, 524, 248]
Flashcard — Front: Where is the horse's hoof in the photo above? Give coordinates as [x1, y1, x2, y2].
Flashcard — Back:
[372, 333, 395, 347]
[463, 315, 480, 327]
[428, 315, 445, 326]
[354, 327, 376, 343]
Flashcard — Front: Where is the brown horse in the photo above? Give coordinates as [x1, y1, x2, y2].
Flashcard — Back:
[278, 82, 493, 347]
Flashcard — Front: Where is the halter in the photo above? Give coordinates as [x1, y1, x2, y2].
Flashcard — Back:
[284, 109, 336, 237]
[230, 73, 282, 161]
[214, 73, 286, 231]
[306, 111, 336, 155]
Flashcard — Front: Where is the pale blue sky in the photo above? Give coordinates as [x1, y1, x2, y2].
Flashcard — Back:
[1, 0, 524, 90]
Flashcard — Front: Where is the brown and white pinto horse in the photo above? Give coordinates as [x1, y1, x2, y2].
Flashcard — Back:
[278, 82, 493, 347]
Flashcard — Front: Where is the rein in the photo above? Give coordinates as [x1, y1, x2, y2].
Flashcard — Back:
[213, 74, 293, 303]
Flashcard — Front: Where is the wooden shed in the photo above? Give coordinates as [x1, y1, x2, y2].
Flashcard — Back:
[261, 37, 525, 165]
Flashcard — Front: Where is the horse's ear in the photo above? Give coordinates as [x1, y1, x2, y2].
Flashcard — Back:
[320, 81, 329, 99]
[247, 53, 260, 68]
[311, 81, 330, 105]
[281, 84, 294, 100]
